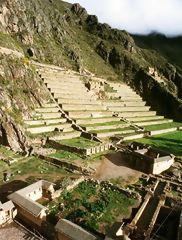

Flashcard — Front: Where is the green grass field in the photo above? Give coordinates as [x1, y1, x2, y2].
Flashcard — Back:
[136, 131, 182, 157]
[0, 146, 71, 183]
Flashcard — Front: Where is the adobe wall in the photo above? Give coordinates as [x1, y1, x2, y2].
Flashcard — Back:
[15, 206, 46, 227]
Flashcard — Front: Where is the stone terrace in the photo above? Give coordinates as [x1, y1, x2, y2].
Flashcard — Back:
[25, 62, 181, 147]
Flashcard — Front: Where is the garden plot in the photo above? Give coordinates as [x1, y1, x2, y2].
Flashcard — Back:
[47, 180, 136, 235]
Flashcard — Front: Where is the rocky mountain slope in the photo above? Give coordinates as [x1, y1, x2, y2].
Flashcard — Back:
[0, 0, 182, 151]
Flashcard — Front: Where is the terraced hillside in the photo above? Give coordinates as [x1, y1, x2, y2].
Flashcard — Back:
[24, 62, 182, 151]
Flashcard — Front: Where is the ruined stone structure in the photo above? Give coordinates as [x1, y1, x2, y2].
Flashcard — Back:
[122, 143, 175, 174]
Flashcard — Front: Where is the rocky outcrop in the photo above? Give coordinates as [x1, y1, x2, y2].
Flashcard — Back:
[96, 41, 110, 62]
[0, 52, 49, 150]
[0, 110, 28, 152]
[71, 3, 88, 20]
[130, 69, 182, 121]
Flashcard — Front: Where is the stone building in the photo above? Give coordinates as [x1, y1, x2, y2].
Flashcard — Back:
[8, 180, 55, 226]
[123, 143, 175, 174]
[0, 200, 17, 225]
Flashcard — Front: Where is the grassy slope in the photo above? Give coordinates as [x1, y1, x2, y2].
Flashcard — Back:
[133, 33, 182, 72]
[0, 146, 69, 183]
[136, 131, 182, 156]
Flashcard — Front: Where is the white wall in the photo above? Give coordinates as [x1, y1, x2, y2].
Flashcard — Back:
[153, 159, 174, 175]
[26, 187, 42, 201]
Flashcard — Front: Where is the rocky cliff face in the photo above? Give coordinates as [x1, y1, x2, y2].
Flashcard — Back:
[0, 52, 49, 152]
[0, 0, 182, 150]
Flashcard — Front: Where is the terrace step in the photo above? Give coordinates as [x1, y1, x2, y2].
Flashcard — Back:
[127, 116, 164, 122]
[111, 91, 138, 96]
[122, 133, 145, 141]
[101, 101, 146, 107]
[34, 112, 62, 119]
[118, 111, 156, 118]
[56, 98, 98, 105]
[43, 78, 81, 84]
[95, 129, 136, 138]
[62, 104, 107, 111]
[108, 106, 150, 112]
[35, 107, 59, 113]
[68, 111, 113, 119]
[45, 82, 85, 89]
[53, 93, 91, 99]
[48, 86, 86, 92]
[83, 123, 130, 131]
[42, 73, 80, 78]
[150, 128, 178, 136]
[27, 123, 72, 134]
[75, 117, 120, 125]
[41, 73, 79, 78]
[42, 103, 57, 108]
[137, 119, 173, 127]
[108, 92, 142, 99]
[50, 131, 82, 140]
[25, 118, 67, 126]
[117, 98, 144, 102]
[51, 89, 88, 96]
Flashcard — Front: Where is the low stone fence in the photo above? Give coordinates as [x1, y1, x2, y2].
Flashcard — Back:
[38, 154, 95, 175]
[47, 139, 111, 156]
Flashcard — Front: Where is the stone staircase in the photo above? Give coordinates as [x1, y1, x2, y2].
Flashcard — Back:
[25, 62, 180, 143]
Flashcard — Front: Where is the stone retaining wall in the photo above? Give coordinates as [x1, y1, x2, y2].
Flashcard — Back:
[47, 139, 111, 156]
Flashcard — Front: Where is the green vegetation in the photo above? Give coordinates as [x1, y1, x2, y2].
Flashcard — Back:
[133, 33, 182, 72]
[50, 150, 83, 161]
[59, 137, 99, 149]
[136, 131, 182, 156]
[92, 127, 134, 133]
[50, 149, 111, 164]
[83, 121, 126, 127]
[0, 146, 70, 183]
[48, 181, 135, 234]
[0, 32, 23, 52]
[144, 122, 182, 131]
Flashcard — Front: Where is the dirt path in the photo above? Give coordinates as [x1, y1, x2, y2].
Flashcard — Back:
[1, 222, 38, 240]
[91, 152, 141, 183]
